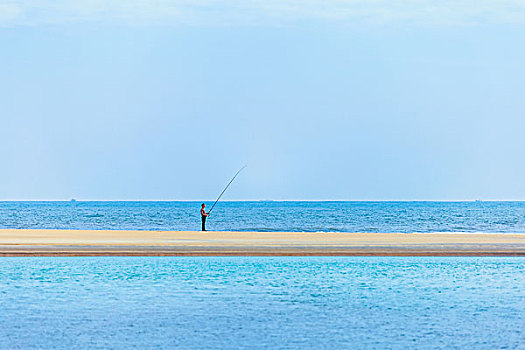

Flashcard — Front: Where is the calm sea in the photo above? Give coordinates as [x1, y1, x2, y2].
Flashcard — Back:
[0, 257, 523, 349]
[0, 201, 524, 233]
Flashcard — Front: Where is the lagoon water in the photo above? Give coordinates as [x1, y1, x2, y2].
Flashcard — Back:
[0, 257, 523, 349]
[1, 201, 525, 233]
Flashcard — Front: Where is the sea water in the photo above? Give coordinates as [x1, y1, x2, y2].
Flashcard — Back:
[1, 201, 524, 233]
[0, 257, 523, 349]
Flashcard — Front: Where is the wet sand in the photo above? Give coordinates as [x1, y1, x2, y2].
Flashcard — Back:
[0, 229, 524, 256]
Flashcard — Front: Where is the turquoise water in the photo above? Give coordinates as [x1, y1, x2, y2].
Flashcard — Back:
[1, 201, 525, 232]
[0, 257, 523, 349]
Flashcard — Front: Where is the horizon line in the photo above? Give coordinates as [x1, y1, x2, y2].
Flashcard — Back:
[1, 199, 524, 202]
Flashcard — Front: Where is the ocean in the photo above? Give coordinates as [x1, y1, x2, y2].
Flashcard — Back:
[2, 203, 524, 349]
[1, 200, 524, 233]
[0, 257, 523, 349]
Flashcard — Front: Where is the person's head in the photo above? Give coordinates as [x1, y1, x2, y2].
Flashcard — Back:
[201, 203, 205, 208]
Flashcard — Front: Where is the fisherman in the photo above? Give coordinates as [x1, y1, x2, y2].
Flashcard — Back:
[200, 203, 210, 231]
[201, 166, 245, 232]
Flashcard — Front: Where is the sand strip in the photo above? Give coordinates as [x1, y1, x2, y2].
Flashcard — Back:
[0, 229, 524, 256]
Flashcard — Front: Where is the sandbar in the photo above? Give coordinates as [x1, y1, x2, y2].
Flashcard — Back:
[0, 229, 524, 256]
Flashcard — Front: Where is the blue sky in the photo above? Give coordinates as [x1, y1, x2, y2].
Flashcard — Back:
[1, 1, 524, 200]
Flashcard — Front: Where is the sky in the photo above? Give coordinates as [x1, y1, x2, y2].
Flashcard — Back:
[1, 0, 524, 200]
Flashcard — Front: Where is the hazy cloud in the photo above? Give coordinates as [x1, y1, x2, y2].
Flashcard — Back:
[0, 0, 525, 26]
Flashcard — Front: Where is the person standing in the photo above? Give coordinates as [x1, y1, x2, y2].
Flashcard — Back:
[200, 203, 209, 231]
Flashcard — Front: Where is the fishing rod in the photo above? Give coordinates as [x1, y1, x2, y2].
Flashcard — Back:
[208, 165, 246, 214]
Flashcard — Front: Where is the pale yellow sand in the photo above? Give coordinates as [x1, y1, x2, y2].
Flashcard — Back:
[0, 229, 524, 256]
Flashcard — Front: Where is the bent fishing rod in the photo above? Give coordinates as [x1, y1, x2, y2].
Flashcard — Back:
[208, 165, 246, 214]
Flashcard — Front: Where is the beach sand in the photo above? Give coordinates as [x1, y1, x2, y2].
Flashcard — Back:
[0, 229, 524, 256]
